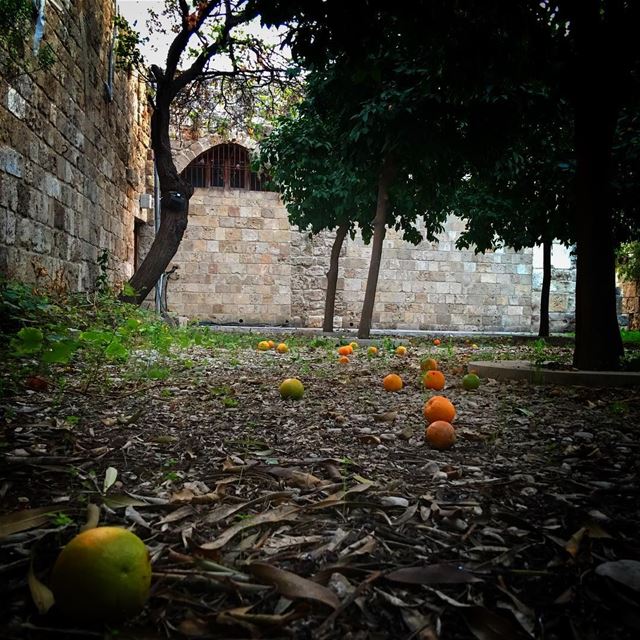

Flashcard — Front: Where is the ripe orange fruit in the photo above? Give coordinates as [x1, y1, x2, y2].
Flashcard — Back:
[368, 346, 378, 356]
[395, 346, 407, 356]
[267, 340, 275, 349]
[383, 373, 403, 392]
[279, 378, 304, 399]
[433, 338, 441, 346]
[338, 345, 353, 356]
[423, 370, 445, 390]
[425, 421, 456, 450]
[423, 395, 456, 424]
[276, 343, 289, 353]
[338, 355, 350, 364]
[420, 357, 438, 372]
[257, 341, 270, 351]
[462, 373, 480, 390]
[50, 527, 151, 621]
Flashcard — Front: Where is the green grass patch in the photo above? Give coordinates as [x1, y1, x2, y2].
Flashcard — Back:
[621, 330, 640, 345]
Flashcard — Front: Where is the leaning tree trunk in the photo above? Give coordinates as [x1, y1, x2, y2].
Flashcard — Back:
[124, 82, 194, 305]
[119, 0, 255, 305]
[357, 156, 396, 339]
[323, 223, 349, 333]
[538, 239, 551, 338]
[571, 1, 624, 370]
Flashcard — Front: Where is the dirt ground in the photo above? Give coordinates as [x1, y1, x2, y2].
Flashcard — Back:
[1, 336, 639, 639]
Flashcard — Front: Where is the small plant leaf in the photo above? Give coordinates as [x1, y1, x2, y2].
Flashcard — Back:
[80, 329, 111, 344]
[105, 340, 129, 360]
[15, 327, 44, 354]
[103, 467, 118, 493]
[42, 340, 78, 364]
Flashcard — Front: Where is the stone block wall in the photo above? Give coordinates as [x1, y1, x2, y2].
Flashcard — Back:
[161, 135, 577, 333]
[621, 281, 639, 330]
[0, 0, 151, 290]
[531, 244, 577, 333]
[167, 189, 292, 323]
[291, 217, 534, 332]
[164, 149, 542, 331]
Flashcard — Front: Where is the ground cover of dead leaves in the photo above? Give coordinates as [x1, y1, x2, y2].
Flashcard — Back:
[1, 336, 639, 640]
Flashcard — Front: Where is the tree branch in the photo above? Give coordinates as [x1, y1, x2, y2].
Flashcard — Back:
[169, 1, 260, 98]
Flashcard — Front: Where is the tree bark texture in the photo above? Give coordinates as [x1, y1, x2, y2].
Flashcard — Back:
[538, 239, 551, 338]
[571, 1, 624, 370]
[357, 156, 396, 339]
[323, 223, 349, 333]
[124, 81, 194, 305]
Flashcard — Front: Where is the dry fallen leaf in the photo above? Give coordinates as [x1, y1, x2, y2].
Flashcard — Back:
[387, 563, 482, 585]
[248, 561, 340, 609]
[373, 411, 397, 423]
[397, 425, 414, 440]
[201, 505, 300, 550]
[595, 559, 640, 592]
[28, 560, 55, 615]
[80, 503, 100, 531]
[463, 606, 530, 640]
[0, 506, 70, 539]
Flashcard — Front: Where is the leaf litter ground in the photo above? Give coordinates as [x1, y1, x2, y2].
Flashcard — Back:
[1, 336, 639, 639]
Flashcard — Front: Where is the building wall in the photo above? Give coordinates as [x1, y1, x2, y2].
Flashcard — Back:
[531, 244, 577, 333]
[167, 188, 291, 322]
[167, 135, 558, 332]
[290, 219, 535, 332]
[0, 0, 151, 290]
[621, 281, 639, 330]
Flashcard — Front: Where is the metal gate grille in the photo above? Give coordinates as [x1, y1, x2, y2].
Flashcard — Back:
[181, 143, 270, 191]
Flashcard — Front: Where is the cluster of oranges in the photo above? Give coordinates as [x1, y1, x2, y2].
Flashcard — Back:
[336, 341, 381, 363]
[423, 395, 457, 450]
[380, 339, 481, 451]
[382, 350, 446, 393]
[383, 355, 457, 449]
[271, 336, 478, 450]
[257, 339, 289, 353]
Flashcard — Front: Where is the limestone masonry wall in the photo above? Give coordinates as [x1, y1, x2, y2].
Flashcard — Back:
[531, 244, 577, 333]
[289, 219, 536, 332]
[168, 188, 291, 323]
[0, 0, 150, 290]
[166, 133, 571, 333]
[621, 281, 639, 330]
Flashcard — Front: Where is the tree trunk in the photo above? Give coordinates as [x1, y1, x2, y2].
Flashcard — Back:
[538, 239, 551, 337]
[357, 156, 396, 339]
[323, 223, 349, 333]
[571, 1, 624, 370]
[123, 81, 194, 305]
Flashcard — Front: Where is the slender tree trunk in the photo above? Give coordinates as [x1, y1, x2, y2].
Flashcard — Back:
[571, 1, 623, 370]
[538, 239, 551, 337]
[357, 156, 396, 339]
[323, 223, 348, 333]
[124, 81, 194, 305]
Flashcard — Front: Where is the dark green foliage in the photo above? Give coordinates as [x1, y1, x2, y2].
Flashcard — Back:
[0, 0, 33, 59]
[259, 97, 378, 239]
[616, 242, 640, 283]
[113, 14, 146, 72]
[0, 0, 55, 74]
